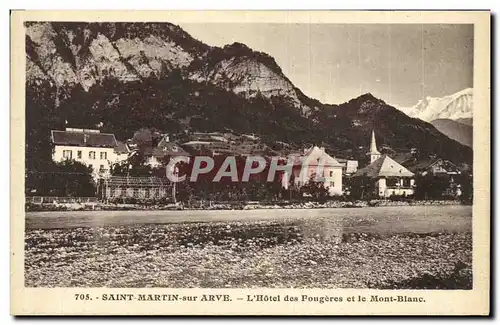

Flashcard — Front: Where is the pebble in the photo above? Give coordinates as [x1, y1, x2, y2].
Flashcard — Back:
[24, 220, 472, 289]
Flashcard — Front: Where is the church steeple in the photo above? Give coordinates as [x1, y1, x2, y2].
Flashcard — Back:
[369, 130, 381, 163]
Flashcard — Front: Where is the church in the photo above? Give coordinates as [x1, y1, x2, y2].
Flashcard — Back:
[352, 131, 416, 198]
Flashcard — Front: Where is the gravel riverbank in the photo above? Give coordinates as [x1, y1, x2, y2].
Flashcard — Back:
[26, 199, 464, 212]
[25, 218, 472, 289]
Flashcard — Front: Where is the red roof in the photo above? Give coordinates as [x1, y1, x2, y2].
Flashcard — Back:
[51, 130, 117, 148]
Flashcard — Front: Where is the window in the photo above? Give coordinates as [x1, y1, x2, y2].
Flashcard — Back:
[99, 165, 105, 172]
[329, 171, 333, 177]
[330, 181, 335, 187]
[386, 178, 398, 187]
[100, 152, 107, 160]
[77, 150, 82, 159]
[88, 164, 93, 171]
[89, 151, 96, 159]
[62, 150, 72, 159]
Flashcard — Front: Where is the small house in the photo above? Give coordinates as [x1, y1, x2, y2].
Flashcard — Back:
[336, 158, 359, 175]
[145, 135, 190, 168]
[403, 158, 463, 198]
[351, 130, 415, 198]
[352, 155, 415, 198]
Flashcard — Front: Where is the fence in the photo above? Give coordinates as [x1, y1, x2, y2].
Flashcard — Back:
[26, 196, 99, 204]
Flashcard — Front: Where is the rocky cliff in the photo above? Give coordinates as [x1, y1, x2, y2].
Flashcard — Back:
[25, 22, 208, 90]
[25, 22, 473, 166]
[188, 43, 318, 115]
[26, 22, 317, 115]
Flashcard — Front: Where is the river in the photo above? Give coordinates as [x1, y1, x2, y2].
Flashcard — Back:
[25, 205, 471, 234]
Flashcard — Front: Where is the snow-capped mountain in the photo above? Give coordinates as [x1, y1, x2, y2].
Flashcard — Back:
[398, 88, 473, 122]
[397, 88, 473, 148]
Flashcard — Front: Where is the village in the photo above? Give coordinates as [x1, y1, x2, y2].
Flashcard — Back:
[19, 18, 480, 295]
[24, 126, 472, 210]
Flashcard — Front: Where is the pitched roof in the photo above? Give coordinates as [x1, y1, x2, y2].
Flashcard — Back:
[404, 158, 461, 174]
[230, 143, 278, 156]
[105, 176, 171, 187]
[392, 152, 414, 165]
[336, 158, 358, 164]
[402, 158, 436, 173]
[152, 142, 190, 158]
[51, 130, 117, 148]
[182, 141, 212, 146]
[353, 155, 414, 178]
[114, 141, 130, 154]
[291, 146, 343, 167]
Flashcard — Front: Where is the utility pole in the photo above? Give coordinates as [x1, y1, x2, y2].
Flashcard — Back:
[170, 166, 178, 204]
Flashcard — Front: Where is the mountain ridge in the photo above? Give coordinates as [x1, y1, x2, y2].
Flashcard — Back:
[25, 22, 209, 90]
[25, 22, 473, 168]
[398, 88, 473, 122]
[430, 119, 472, 148]
[25, 22, 320, 116]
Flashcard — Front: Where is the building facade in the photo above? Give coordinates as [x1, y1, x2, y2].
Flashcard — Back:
[100, 176, 174, 201]
[352, 131, 415, 198]
[145, 135, 190, 168]
[414, 159, 462, 177]
[114, 141, 131, 163]
[284, 146, 344, 196]
[336, 158, 359, 175]
[51, 128, 129, 177]
[402, 158, 463, 198]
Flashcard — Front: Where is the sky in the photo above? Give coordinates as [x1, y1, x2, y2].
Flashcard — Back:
[179, 23, 473, 108]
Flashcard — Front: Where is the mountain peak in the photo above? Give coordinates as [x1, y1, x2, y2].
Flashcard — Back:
[348, 93, 387, 108]
[224, 42, 251, 50]
[357, 93, 380, 101]
[219, 41, 283, 75]
[397, 88, 473, 122]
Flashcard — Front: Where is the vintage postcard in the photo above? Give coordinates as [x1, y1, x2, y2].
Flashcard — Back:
[10, 10, 490, 315]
